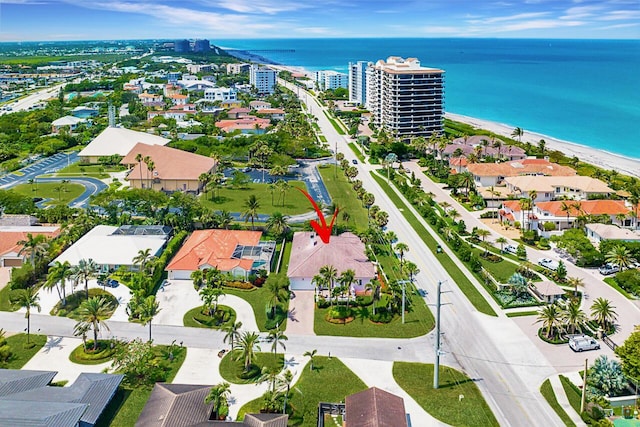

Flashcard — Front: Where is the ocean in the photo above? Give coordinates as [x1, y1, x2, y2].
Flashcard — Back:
[217, 38, 640, 160]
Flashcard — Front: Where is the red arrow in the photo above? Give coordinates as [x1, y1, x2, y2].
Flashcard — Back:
[296, 187, 338, 244]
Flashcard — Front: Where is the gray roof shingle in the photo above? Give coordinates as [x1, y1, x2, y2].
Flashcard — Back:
[0, 369, 57, 397]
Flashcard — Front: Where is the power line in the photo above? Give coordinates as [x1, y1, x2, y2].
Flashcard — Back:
[450, 352, 584, 369]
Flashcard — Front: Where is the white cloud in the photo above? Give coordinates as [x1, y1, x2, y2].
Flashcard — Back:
[468, 12, 550, 25]
[214, 0, 310, 15]
[597, 22, 639, 29]
[561, 5, 604, 20]
[497, 19, 586, 31]
[596, 10, 640, 20]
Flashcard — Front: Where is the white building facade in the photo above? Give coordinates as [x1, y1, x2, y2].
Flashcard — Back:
[349, 61, 368, 105]
[366, 56, 445, 138]
[250, 66, 277, 94]
[204, 87, 238, 102]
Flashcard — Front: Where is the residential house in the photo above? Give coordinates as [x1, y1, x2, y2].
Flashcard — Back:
[52, 225, 171, 273]
[167, 93, 188, 106]
[163, 84, 182, 97]
[72, 105, 99, 118]
[123, 82, 143, 94]
[586, 223, 640, 245]
[215, 116, 271, 134]
[226, 63, 251, 74]
[78, 127, 170, 163]
[504, 175, 613, 202]
[147, 110, 188, 121]
[249, 100, 271, 110]
[0, 225, 61, 267]
[443, 135, 527, 161]
[227, 107, 250, 119]
[121, 142, 216, 192]
[204, 87, 237, 102]
[287, 232, 377, 291]
[256, 108, 285, 121]
[178, 79, 216, 91]
[220, 100, 243, 109]
[52, 116, 86, 133]
[166, 229, 275, 280]
[0, 370, 123, 427]
[530, 281, 565, 304]
[136, 383, 288, 426]
[465, 158, 576, 187]
[318, 387, 408, 427]
[139, 92, 165, 108]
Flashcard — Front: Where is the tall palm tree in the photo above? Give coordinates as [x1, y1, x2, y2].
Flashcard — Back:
[566, 276, 584, 297]
[395, 243, 409, 270]
[205, 382, 231, 418]
[132, 248, 154, 272]
[563, 301, 587, 334]
[235, 331, 261, 371]
[590, 298, 617, 332]
[338, 269, 356, 309]
[10, 287, 40, 344]
[303, 349, 317, 371]
[536, 303, 563, 339]
[496, 237, 508, 253]
[266, 212, 289, 239]
[18, 233, 49, 267]
[72, 258, 98, 300]
[73, 321, 91, 352]
[511, 127, 523, 143]
[242, 195, 260, 230]
[268, 328, 288, 356]
[135, 153, 144, 185]
[365, 279, 381, 315]
[143, 155, 152, 189]
[77, 296, 112, 351]
[45, 260, 73, 306]
[198, 172, 211, 197]
[264, 274, 289, 318]
[560, 201, 573, 229]
[138, 295, 160, 341]
[223, 321, 242, 350]
[528, 190, 538, 231]
[605, 245, 632, 271]
[319, 265, 338, 307]
[404, 261, 419, 282]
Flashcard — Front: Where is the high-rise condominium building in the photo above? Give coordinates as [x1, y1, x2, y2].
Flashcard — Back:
[314, 71, 349, 91]
[174, 39, 190, 53]
[250, 65, 277, 94]
[193, 39, 210, 52]
[366, 56, 444, 138]
[348, 61, 368, 106]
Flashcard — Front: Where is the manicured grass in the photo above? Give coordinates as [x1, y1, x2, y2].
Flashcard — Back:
[200, 181, 311, 216]
[219, 351, 284, 384]
[393, 362, 499, 427]
[0, 285, 19, 312]
[559, 375, 584, 416]
[96, 344, 187, 427]
[69, 340, 116, 365]
[280, 240, 292, 272]
[473, 248, 519, 283]
[540, 379, 577, 427]
[348, 142, 365, 162]
[506, 310, 538, 317]
[1, 334, 46, 369]
[183, 305, 236, 329]
[56, 163, 124, 179]
[372, 174, 498, 316]
[603, 277, 636, 300]
[318, 165, 369, 232]
[12, 181, 85, 205]
[225, 287, 288, 332]
[50, 288, 118, 320]
[323, 111, 346, 135]
[238, 356, 367, 426]
[319, 135, 327, 143]
[314, 295, 434, 338]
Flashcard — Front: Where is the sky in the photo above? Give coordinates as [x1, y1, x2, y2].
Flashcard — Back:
[0, 0, 638, 41]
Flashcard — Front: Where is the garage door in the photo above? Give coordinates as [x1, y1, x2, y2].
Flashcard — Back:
[2, 258, 22, 267]
[168, 270, 193, 281]
[289, 277, 314, 291]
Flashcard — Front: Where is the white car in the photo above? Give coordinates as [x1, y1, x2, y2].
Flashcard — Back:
[538, 258, 559, 271]
[504, 244, 517, 254]
[569, 335, 600, 352]
[599, 263, 620, 275]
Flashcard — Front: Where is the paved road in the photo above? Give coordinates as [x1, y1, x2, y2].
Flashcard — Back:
[35, 176, 108, 209]
[0, 152, 79, 189]
[282, 79, 563, 426]
[0, 84, 65, 116]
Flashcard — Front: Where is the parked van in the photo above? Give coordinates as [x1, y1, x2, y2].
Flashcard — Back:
[569, 335, 600, 352]
[599, 263, 620, 275]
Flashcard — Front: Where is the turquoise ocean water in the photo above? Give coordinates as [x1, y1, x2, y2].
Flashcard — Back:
[218, 38, 640, 160]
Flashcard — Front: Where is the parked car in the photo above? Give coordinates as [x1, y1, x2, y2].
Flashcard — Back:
[569, 335, 600, 352]
[504, 244, 517, 254]
[538, 258, 559, 271]
[599, 263, 620, 275]
[106, 278, 119, 288]
[352, 159, 358, 164]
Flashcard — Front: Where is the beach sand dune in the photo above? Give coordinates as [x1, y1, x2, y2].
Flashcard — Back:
[446, 113, 640, 179]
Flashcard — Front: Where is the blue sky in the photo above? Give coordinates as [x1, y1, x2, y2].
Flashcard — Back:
[0, 0, 638, 41]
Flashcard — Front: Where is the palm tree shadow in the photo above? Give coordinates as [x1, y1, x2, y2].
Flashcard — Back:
[43, 336, 64, 353]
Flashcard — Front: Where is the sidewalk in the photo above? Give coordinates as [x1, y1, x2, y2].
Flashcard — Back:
[285, 290, 315, 335]
[548, 375, 587, 426]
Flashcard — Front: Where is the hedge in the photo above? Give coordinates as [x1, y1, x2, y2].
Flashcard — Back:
[151, 231, 188, 294]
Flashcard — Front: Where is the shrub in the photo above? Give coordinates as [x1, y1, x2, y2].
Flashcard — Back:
[370, 307, 393, 323]
[355, 295, 372, 306]
[613, 269, 640, 296]
[481, 253, 503, 263]
[328, 306, 353, 320]
[224, 281, 254, 290]
[239, 364, 261, 380]
[543, 222, 556, 231]
[316, 298, 330, 309]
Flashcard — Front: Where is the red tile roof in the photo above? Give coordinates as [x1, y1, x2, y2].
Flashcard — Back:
[166, 229, 261, 272]
[536, 200, 630, 217]
[121, 143, 216, 181]
[0, 229, 61, 258]
[215, 117, 270, 131]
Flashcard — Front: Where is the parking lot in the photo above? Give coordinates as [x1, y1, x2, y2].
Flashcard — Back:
[0, 152, 79, 189]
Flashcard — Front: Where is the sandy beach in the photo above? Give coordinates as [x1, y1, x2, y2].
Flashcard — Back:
[446, 113, 640, 179]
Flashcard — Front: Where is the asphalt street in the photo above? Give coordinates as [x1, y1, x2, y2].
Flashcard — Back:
[36, 176, 108, 208]
[0, 152, 79, 189]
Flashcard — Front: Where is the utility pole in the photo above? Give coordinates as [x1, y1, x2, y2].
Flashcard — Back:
[580, 358, 588, 413]
[398, 280, 410, 324]
[434, 280, 442, 389]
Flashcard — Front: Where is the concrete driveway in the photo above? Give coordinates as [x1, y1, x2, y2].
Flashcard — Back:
[285, 290, 315, 335]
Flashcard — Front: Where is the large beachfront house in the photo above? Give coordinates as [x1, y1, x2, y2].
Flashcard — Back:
[464, 158, 576, 188]
[503, 175, 613, 202]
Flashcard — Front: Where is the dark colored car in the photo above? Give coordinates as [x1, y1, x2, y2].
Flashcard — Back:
[106, 278, 119, 288]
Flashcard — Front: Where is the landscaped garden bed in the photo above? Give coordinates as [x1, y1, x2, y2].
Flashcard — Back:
[69, 339, 117, 365]
[219, 351, 284, 384]
[183, 305, 236, 329]
[50, 288, 117, 320]
[0, 332, 46, 369]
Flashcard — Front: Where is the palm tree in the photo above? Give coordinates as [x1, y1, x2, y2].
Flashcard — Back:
[404, 261, 419, 282]
[10, 287, 40, 344]
[496, 237, 508, 253]
[538, 139, 546, 156]
[264, 274, 289, 318]
[198, 172, 211, 196]
[242, 195, 260, 230]
[615, 212, 626, 227]
[146, 159, 156, 190]
[205, 382, 231, 419]
[235, 331, 261, 371]
[319, 265, 338, 307]
[566, 276, 584, 297]
[72, 258, 98, 300]
[606, 245, 632, 271]
[395, 243, 409, 269]
[536, 303, 563, 340]
[45, 260, 73, 306]
[73, 321, 91, 351]
[18, 233, 49, 267]
[458, 172, 474, 196]
[590, 298, 617, 332]
[560, 201, 573, 229]
[132, 248, 154, 272]
[268, 328, 288, 356]
[77, 296, 112, 351]
[303, 349, 317, 371]
[138, 295, 160, 341]
[190, 269, 204, 288]
[266, 212, 289, 239]
[511, 127, 523, 143]
[223, 321, 242, 350]
[563, 301, 587, 334]
[338, 269, 356, 309]
[365, 279, 381, 315]
[476, 228, 491, 244]
[199, 285, 224, 316]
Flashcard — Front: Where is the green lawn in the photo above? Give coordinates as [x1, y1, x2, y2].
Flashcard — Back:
[347, 143, 365, 162]
[238, 356, 367, 427]
[55, 163, 125, 179]
[318, 165, 369, 232]
[1, 334, 46, 369]
[603, 277, 635, 300]
[96, 344, 187, 427]
[372, 174, 497, 317]
[559, 375, 582, 415]
[200, 181, 312, 216]
[50, 288, 118, 320]
[473, 248, 519, 283]
[506, 310, 538, 317]
[69, 340, 116, 365]
[323, 111, 346, 135]
[0, 286, 19, 312]
[183, 305, 236, 329]
[12, 182, 85, 205]
[219, 351, 284, 384]
[540, 379, 577, 427]
[393, 362, 499, 427]
[225, 287, 288, 332]
[280, 240, 293, 273]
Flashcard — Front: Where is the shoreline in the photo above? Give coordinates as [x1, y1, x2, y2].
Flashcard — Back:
[233, 57, 640, 179]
